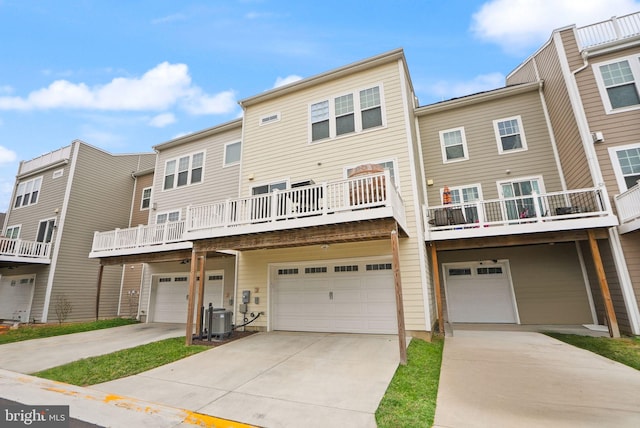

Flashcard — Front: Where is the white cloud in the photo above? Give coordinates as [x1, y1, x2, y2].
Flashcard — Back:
[152, 13, 187, 25]
[425, 72, 506, 102]
[472, 0, 640, 54]
[0, 86, 13, 95]
[149, 112, 176, 128]
[273, 75, 303, 88]
[0, 145, 17, 164]
[182, 89, 237, 115]
[0, 63, 238, 116]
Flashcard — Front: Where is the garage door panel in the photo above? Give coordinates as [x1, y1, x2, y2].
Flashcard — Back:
[0, 275, 35, 321]
[272, 262, 396, 334]
[151, 274, 223, 323]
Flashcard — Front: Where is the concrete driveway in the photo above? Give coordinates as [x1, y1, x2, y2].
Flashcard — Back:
[434, 330, 640, 428]
[0, 322, 185, 373]
[93, 332, 400, 428]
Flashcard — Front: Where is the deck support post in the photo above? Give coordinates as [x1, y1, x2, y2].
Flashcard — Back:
[587, 230, 620, 338]
[95, 264, 104, 321]
[430, 242, 444, 335]
[391, 228, 407, 365]
[195, 254, 206, 339]
[185, 249, 198, 345]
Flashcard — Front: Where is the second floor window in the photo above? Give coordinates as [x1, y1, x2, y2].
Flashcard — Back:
[494, 116, 527, 154]
[597, 59, 640, 111]
[439, 127, 468, 163]
[310, 85, 384, 142]
[14, 176, 43, 208]
[4, 225, 20, 239]
[609, 144, 640, 191]
[141, 187, 152, 210]
[157, 211, 180, 224]
[163, 152, 204, 190]
[224, 142, 241, 166]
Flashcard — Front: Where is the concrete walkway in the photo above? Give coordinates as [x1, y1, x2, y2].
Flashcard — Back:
[0, 323, 185, 373]
[433, 330, 640, 428]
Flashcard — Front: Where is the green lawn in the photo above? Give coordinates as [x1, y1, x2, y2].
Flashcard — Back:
[376, 337, 444, 428]
[0, 318, 138, 345]
[33, 337, 209, 386]
[546, 333, 640, 370]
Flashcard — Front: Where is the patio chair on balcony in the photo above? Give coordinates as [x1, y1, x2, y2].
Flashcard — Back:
[449, 208, 467, 225]
[432, 209, 449, 226]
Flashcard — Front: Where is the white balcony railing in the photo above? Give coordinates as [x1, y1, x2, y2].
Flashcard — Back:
[0, 237, 51, 260]
[425, 187, 613, 239]
[576, 12, 640, 50]
[614, 181, 640, 233]
[91, 171, 404, 255]
[91, 221, 187, 253]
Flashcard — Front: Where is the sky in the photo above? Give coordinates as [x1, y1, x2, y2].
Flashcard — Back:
[1, 0, 639, 212]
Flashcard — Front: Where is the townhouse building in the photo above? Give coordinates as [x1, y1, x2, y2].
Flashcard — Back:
[5, 13, 639, 339]
[505, 12, 640, 335]
[0, 141, 155, 323]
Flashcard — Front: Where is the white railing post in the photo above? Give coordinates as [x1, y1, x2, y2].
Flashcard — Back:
[271, 189, 279, 221]
[185, 205, 192, 231]
[113, 228, 121, 249]
[383, 169, 391, 206]
[136, 225, 144, 247]
[532, 191, 543, 222]
[93, 231, 99, 251]
[476, 201, 485, 226]
[322, 182, 328, 215]
[224, 199, 231, 227]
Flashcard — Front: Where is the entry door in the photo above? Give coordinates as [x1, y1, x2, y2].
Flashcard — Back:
[445, 262, 518, 323]
[0, 275, 35, 322]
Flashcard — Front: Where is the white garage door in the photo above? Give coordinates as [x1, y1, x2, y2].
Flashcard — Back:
[445, 261, 519, 323]
[150, 272, 224, 323]
[0, 275, 35, 322]
[272, 260, 397, 334]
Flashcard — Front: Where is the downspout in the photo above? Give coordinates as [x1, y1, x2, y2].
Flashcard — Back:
[555, 31, 640, 334]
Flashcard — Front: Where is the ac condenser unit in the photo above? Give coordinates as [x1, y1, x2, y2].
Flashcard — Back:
[210, 309, 233, 338]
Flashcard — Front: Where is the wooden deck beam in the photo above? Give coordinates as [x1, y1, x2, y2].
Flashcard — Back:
[391, 228, 407, 365]
[587, 230, 620, 338]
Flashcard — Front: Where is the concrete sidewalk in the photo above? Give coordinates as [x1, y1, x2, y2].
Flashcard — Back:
[0, 323, 185, 373]
[433, 330, 640, 428]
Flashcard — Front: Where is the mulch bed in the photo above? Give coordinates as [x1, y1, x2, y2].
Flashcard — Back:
[191, 330, 256, 347]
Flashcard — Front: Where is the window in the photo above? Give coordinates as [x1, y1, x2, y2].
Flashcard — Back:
[224, 142, 241, 166]
[346, 159, 398, 186]
[4, 225, 20, 239]
[445, 184, 482, 222]
[309, 84, 384, 142]
[609, 144, 640, 191]
[439, 127, 468, 162]
[14, 176, 43, 208]
[163, 152, 204, 190]
[448, 268, 472, 276]
[335, 94, 355, 136]
[595, 57, 640, 113]
[36, 219, 55, 243]
[360, 86, 382, 129]
[499, 177, 544, 219]
[311, 100, 330, 141]
[494, 116, 527, 153]
[156, 211, 180, 224]
[251, 181, 287, 195]
[141, 187, 152, 210]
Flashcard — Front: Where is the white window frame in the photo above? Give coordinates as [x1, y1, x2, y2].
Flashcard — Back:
[14, 176, 43, 208]
[593, 55, 640, 114]
[441, 183, 483, 205]
[308, 83, 386, 143]
[497, 175, 546, 219]
[493, 116, 528, 154]
[259, 112, 281, 126]
[4, 225, 21, 239]
[140, 187, 152, 211]
[251, 179, 289, 195]
[36, 217, 56, 243]
[608, 143, 640, 192]
[223, 142, 241, 167]
[156, 210, 181, 224]
[439, 127, 469, 163]
[162, 151, 205, 191]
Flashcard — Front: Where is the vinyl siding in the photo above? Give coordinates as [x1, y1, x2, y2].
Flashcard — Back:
[151, 125, 242, 223]
[130, 172, 154, 227]
[138, 256, 236, 322]
[419, 89, 563, 207]
[579, 239, 632, 334]
[119, 263, 143, 318]
[438, 243, 593, 324]
[237, 240, 428, 331]
[508, 60, 538, 84]
[509, 37, 592, 190]
[50, 142, 156, 321]
[619, 231, 640, 319]
[239, 59, 428, 331]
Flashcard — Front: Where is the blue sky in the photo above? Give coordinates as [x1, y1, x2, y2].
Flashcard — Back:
[1, 0, 639, 212]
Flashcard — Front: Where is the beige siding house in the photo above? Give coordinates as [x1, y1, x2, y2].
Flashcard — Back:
[0, 141, 155, 322]
[506, 12, 640, 335]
